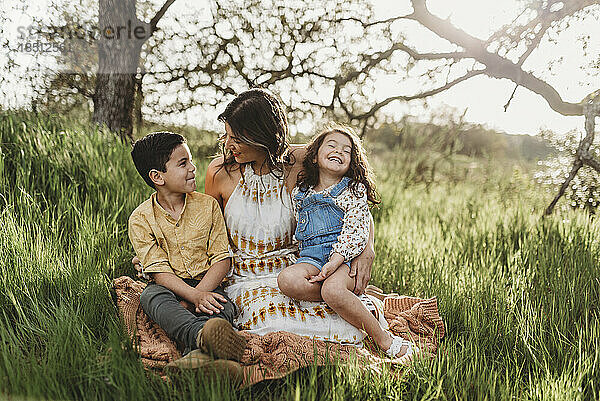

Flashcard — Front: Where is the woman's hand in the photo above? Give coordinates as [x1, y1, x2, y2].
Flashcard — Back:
[349, 214, 375, 294]
[131, 256, 144, 279]
[349, 246, 374, 295]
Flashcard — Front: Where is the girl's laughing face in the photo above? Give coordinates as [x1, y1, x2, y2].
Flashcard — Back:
[315, 131, 352, 177]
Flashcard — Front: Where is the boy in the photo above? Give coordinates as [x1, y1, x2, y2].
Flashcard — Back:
[128, 131, 246, 376]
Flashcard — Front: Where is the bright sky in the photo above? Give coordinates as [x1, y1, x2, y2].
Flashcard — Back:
[371, 0, 600, 136]
[2, 0, 598, 136]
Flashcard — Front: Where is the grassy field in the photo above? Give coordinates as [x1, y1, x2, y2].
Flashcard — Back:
[0, 111, 598, 400]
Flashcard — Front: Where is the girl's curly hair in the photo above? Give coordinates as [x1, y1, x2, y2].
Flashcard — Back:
[298, 125, 380, 205]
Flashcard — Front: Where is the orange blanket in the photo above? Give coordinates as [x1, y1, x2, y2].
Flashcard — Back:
[113, 276, 445, 386]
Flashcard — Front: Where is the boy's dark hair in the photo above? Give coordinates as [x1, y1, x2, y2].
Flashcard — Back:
[131, 131, 186, 189]
[298, 125, 380, 205]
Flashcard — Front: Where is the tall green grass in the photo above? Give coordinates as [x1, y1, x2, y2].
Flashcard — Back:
[0, 111, 598, 400]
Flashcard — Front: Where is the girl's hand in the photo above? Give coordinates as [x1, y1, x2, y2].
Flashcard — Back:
[309, 253, 344, 283]
[308, 261, 338, 283]
[191, 291, 228, 315]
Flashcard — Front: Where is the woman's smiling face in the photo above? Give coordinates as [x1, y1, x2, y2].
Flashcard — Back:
[315, 131, 352, 177]
[223, 122, 268, 165]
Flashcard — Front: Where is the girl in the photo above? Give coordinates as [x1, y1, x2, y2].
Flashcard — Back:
[277, 125, 418, 358]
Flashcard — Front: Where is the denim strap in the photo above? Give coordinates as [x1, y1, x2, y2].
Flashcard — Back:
[329, 177, 351, 198]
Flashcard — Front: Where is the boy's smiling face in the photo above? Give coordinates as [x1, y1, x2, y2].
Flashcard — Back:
[153, 144, 196, 193]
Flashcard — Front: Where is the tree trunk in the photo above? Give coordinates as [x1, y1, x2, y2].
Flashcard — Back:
[92, 0, 149, 142]
[133, 73, 144, 138]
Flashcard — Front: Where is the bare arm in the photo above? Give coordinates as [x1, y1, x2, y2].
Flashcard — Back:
[204, 157, 225, 209]
[284, 144, 308, 192]
[153, 272, 202, 302]
[194, 258, 231, 293]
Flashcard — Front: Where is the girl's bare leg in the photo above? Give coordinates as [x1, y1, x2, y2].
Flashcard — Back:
[321, 265, 405, 353]
[277, 263, 323, 301]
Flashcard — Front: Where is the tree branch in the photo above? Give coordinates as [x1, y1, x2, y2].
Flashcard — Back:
[503, 83, 519, 112]
[150, 0, 176, 33]
[397, 44, 468, 61]
[517, 21, 551, 66]
[515, 2, 597, 65]
[407, 0, 588, 116]
[544, 101, 600, 215]
[544, 159, 583, 215]
[487, 0, 598, 50]
[335, 14, 411, 27]
[339, 69, 486, 121]
[583, 156, 600, 173]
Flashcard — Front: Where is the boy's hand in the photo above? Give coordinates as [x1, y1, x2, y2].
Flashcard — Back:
[131, 256, 143, 279]
[309, 253, 344, 283]
[191, 291, 228, 315]
[179, 299, 195, 312]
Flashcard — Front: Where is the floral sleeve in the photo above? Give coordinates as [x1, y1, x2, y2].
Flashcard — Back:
[331, 183, 370, 261]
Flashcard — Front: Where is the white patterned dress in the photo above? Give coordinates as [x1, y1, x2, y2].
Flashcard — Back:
[223, 165, 366, 344]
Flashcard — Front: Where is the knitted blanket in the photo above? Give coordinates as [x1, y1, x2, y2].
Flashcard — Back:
[113, 276, 445, 386]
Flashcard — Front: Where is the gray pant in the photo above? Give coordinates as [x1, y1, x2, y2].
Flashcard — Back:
[140, 279, 237, 355]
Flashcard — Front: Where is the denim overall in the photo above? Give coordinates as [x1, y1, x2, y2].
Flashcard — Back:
[294, 177, 351, 271]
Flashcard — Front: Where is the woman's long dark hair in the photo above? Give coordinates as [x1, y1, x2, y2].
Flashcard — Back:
[297, 125, 380, 205]
[217, 88, 291, 178]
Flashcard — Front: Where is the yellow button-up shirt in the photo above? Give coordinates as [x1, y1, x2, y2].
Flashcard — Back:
[128, 192, 230, 279]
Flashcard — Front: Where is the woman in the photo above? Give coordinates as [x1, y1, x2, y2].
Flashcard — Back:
[204, 88, 377, 343]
